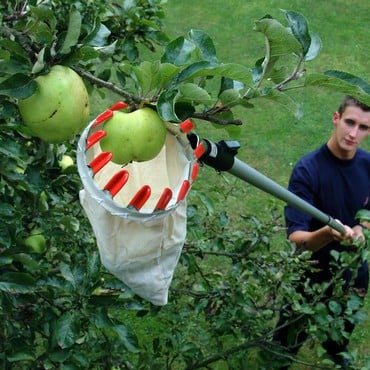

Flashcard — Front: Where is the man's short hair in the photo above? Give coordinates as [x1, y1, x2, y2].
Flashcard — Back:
[338, 95, 370, 115]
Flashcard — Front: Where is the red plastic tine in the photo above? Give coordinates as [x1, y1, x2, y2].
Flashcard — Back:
[179, 118, 194, 133]
[88, 151, 113, 175]
[128, 185, 151, 210]
[103, 170, 129, 197]
[109, 101, 128, 111]
[86, 130, 107, 149]
[92, 109, 113, 128]
[193, 141, 206, 159]
[177, 180, 191, 202]
[191, 161, 200, 181]
[154, 188, 173, 211]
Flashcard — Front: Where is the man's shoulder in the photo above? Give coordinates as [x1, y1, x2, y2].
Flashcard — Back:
[296, 145, 325, 166]
[356, 148, 370, 160]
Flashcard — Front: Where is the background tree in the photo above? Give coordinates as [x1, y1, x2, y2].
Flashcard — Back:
[0, 0, 369, 369]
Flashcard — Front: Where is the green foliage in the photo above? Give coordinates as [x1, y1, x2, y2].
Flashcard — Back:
[118, 10, 370, 124]
[0, 130, 143, 367]
[0, 0, 168, 96]
[0, 0, 369, 369]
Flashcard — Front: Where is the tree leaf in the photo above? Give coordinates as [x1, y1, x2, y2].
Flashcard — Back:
[6, 351, 35, 363]
[60, 262, 76, 289]
[12, 253, 40, 271]
[0, 74, 37, 99]
[0, 224, 11, 248]
[115, 325, 140, 353]
[59, 9, 82, 54]
[325, 70, 370, 94]
[175, 61, 252, 85]
[55, 311, 80, 349]
[131, 61, 162, 96]
[31, 47, 47, 74]
[92, 308, 114, 329]
[0, 39, 29, 61]
[30, 21, 53, 45]
[192, 190, 215, 216]
[305, 72, 370, 106]
[0, 272, 36, 293]
[188, 29, 218, 63]
[159, 63, 180, 88]
[49, 350, 70, 363]
[219, 77, 245, 96]
[219, 89, 242, 108]
[328, 300, 342, 315]
[60, 215, 80, 232]
[157, 89, 180, 121]
[252, 88, 303, 121]
[0, 136, 28, 161]
[85, 23, 111, 47]
[178, 83, 213, 105]
[0, 59, 31, 80]
[174, 101, 196, 121]
[304, 31, 322, 61]
[30, 6, 57, 31]
[67, 45, 100, 64]
[161, 36, 197, 65]
[356, 209, 370, 222]
[283, 10, 311, 56]
[254, 16, 302, 58]
[0, 203, 14, 217]
[87, 251, 101, 281]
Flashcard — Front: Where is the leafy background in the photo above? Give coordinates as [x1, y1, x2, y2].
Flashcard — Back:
[0, 0, 369, 369]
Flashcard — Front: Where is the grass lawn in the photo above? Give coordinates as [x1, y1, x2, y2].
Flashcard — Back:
[158, 0, 370, 219]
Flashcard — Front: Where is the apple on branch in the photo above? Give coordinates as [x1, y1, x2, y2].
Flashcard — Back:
[24, 229, 47, 254]
[18, 65, 90, 143]
[58, 154, 74, 171]
[100, 107, 167, 165]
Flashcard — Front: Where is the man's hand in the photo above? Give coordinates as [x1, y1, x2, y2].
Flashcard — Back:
[352, 224, 367, 243]
[329, 220, 367, 244]
[328, 219, 355, 242]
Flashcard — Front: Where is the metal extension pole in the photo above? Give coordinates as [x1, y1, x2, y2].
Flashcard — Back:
[187, 134, 345, 234]
[228, 157, 345, 234]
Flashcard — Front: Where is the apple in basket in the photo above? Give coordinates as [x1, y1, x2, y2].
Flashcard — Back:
[100, 107, 167, 165]
[18, 65, 90, 143]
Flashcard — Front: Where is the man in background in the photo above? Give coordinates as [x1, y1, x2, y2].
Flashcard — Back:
[273, 96, 370, 369]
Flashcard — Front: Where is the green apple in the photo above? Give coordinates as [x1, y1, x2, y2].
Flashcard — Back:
[100, 107, 167, 164]
[18, 65, 90, 143]
[58, 154, 74, 171]
[24, 230, 47, 254]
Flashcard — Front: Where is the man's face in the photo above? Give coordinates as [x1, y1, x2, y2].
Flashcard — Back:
[332, 105, 370, 156]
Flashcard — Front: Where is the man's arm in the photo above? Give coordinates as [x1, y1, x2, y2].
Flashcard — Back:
[289, 222, 355, 252]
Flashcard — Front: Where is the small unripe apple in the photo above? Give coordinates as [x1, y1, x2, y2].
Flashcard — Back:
[18, 65, 90, 143]
[58, 154, 74, 171]
[100, 107, 167, 164]
[24, 230, 46, 254]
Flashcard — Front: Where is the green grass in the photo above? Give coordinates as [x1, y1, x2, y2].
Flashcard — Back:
[157, 0, 370, 224]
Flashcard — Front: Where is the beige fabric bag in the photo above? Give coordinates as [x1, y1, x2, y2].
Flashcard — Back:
[77, 110, 198, 305]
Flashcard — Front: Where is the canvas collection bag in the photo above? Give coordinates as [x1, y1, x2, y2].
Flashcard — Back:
[77, 104, 199, 305]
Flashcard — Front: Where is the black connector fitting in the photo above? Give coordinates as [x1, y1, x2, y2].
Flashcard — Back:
[187, 133, 240, 172]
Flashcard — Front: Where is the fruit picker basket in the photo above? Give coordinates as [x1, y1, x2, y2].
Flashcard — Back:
[77, 102, 204, 305]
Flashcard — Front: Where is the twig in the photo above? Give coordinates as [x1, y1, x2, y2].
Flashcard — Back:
[185, 338, 264, 369]
[191, 111, 242, 126]
[0, 25, 37, 61]
[71, 67, 142, 105]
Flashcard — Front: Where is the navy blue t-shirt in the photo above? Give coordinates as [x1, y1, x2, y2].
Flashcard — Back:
[285, 144, 370, 284]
